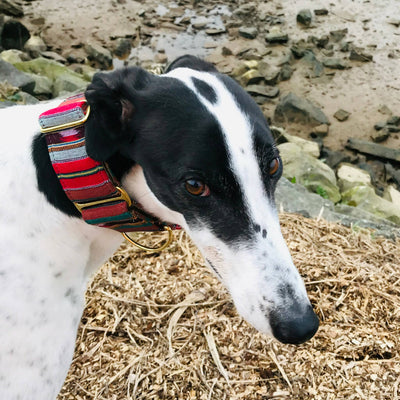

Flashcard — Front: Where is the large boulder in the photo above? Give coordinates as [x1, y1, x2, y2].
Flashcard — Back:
[274, 92, 329, 126]
[0, 59, 35, 94]
[337, 164, 372, 192]
[85, 42, 112, 69]
[13, 57, 89, 97]
[275, 178, 400, 238]
[0, 0, 24, 17]
[341, 185, 400, 225]
[278, 142, 341, 203]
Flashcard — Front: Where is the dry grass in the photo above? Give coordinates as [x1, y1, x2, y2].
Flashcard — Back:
[58, 213, 400, 400]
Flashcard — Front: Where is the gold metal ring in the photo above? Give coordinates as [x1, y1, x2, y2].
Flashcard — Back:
[122, 226, 173, 252]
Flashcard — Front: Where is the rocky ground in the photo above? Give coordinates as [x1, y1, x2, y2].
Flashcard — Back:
[1, 0, 400, 235]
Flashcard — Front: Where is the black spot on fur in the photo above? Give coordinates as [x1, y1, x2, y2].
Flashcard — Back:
[192, 77, 217, 104]
[262, 229, 267, 239]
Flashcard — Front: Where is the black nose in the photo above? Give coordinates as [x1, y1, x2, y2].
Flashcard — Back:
[270, 305, 319, 345]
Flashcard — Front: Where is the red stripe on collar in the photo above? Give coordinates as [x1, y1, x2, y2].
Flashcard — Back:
[39, 94, 179, 233]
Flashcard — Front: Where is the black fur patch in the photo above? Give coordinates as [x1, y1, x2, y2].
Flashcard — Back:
[192, 77, 217, 104]
[32, 133, 80, 218]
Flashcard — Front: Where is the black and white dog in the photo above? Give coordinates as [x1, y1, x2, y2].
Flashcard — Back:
[0, 55, 318, 399]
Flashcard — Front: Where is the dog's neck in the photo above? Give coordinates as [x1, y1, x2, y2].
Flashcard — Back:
[31, 132, 135, 219]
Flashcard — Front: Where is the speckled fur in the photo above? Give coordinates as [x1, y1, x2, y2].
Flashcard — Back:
[0, 102, 123, 399]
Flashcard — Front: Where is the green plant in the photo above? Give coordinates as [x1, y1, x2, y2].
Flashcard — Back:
[316, 185, 329, 199]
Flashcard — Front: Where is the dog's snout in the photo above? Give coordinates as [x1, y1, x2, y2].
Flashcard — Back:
[270, 305, 319, 345]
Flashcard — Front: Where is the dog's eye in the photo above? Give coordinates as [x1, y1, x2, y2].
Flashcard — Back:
[269, 158, 280, 176]
[185, 179, 210, 196]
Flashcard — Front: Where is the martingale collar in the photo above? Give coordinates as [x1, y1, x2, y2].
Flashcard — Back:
[39, 94, 179, 246]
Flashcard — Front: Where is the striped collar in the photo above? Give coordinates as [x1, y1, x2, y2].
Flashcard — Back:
[39, 94, 178, 242]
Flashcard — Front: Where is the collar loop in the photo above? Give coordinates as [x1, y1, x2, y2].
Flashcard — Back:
[39, 93, 179, 249]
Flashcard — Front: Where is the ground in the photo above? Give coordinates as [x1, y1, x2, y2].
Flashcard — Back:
[21, 0, 400, 152]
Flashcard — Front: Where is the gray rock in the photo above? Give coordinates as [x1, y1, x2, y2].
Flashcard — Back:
[387, 115, 400, 126]
[0, 0, 24, 17]
[346, 138, 400, 162]
[374, 121, 386, 131]
[233, 3, 257, 16]
[386, 124, 400, 133]
[310, 124, 329, 138]
[301, 50, 324, 78]
[113, 38, 132, 58]
[24, 36, 47, 58]
[26, 72, 53, 98]
[371, 126, 390, 143]
[246, 84, 279, 98]
[1, 20, 30, 50]
[14, 57, 90, 97]
[275, 178, 400, 238]
[274, 128, 320, 157]
[85, 42, 113, 69]
[349, 49, 373, 62]
[314, 8, 329, 16]
[341, 185, 400, 225]
[323, 58, 348, 69]
[239, 27, 258, 39]
[386, 163, 400, 190]
[279, 64, 292, 81]
[296, 9, 312, 27]
[0, 59, 35, 94]
[320, 147, 351, 169]
[266, 28, 289, 44]
[274, 92, 330, 126]
[337, 164, 372, 192]
[0, 49, 28, 64]
[329, 28, 348, 42]
[41, 51, 67, 64]
[334, 109, 350, 121]
[384, 185, 400, 204]
[278, 142, 341, 203]
[238, 69, 264, 86]
[53, 73, 88, 97]
[0, 99, 16, 108]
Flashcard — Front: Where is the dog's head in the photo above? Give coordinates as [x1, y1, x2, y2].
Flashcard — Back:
[85, 55, 319, 344]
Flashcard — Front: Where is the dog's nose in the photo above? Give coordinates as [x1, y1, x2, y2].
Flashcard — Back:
[270, 305, 319, 345]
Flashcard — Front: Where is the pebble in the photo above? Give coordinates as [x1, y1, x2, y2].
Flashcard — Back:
[239, 27, 258, 40]
[314, 8, 329, 16]
[334, 109, 351, 122]
[329, 29, 348, 42]
[296, 9, 312, 27]
[311, 124, 329, 138]
[371, 127, 390, 143]
[246, 84, 279, 98]
[349, 49, 373, 62]
[322, 58, 348, 70]
[266, 28, 289, 44]
[279, 64, 292, 81]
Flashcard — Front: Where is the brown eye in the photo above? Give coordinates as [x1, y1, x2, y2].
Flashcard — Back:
[185, 179, 210, 196]
[269, 158, 280, 176]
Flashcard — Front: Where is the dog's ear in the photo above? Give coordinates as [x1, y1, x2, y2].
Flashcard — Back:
[165, 55, 218, 73]
[84, 67, 148, 161]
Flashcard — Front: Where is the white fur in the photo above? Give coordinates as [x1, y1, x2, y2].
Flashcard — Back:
[0, 102, 123, 399]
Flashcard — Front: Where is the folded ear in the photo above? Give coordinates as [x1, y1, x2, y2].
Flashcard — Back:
[165, 55, 218, 73]
[84, 67, 148, 161]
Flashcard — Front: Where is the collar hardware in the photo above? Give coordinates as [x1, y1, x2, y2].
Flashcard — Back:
[74, 185, 132, 212]
[39, 94, 179, 251]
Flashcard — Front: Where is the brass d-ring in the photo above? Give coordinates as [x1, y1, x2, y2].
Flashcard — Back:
[122, 226, 173, 252]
